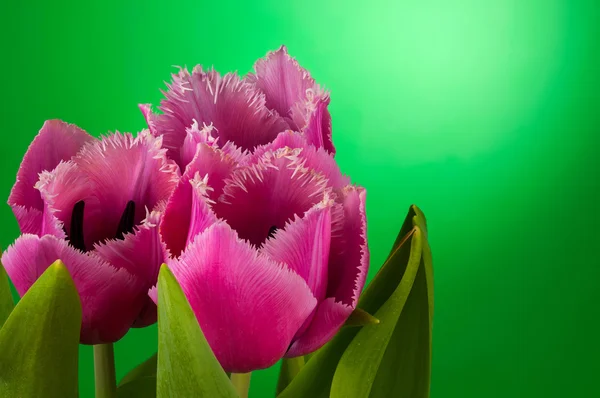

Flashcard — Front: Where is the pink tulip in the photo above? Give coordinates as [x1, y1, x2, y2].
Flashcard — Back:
[1, 121, 179, 344]
[140, 45, 334, 171]
[151, 129, 368, 373]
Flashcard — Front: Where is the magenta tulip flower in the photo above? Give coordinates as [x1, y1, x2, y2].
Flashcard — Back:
[1, 121, 179, 344]
[139, 45, 334, 171]
[151, 129, 368, 372]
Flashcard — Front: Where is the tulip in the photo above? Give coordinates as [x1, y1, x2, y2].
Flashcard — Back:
[152, 130, 368, 372]
[139, 45, 334, 171]
[1, 121, 179, 344]
[7, 120, 95, 235]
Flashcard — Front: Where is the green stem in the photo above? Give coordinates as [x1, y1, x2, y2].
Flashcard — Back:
[230, 372, 252, 398]
[276, 356, 305, 395]
[94, 343, 117, 398]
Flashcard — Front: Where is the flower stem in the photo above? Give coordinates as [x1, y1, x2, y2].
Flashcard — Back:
[276, 356, 305, 395]
[230, 372, 252, 398]
[94, 343, 117, 398]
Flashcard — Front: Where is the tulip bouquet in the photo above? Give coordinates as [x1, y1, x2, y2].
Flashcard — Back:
[0, 47, 433, 398]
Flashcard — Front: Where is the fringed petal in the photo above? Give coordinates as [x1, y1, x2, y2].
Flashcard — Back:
[165, 222, 316, 372]
[286, 298, 352, 357]
[213, 147, 330, 246]
[180, 120, 218, 169]
[183, 142, 242, 202]
[93, 209, 165, 286]
[8, 120, 94, 233]
[1, 234, 146, 344]
[291, 90, 335, 153]
[327, 186, 369, 306]
[160, 174, 219, 257]
[150, 67, 289, 166]
[38, 133, 179, 249]
[250, 131, 347, 188]
[262, 195, 333, 301]
[247, 46, 315, 127]
[248, 46, 334, 152]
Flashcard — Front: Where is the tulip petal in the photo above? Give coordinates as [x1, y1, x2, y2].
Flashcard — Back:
[286, 298, 353, 358]
[262, 196, 333, 301]
[93, 209, 165, 286]
[214, 148, 330, 246]
[139, 104, 158, 136]
[131, 297, 158, 328]
[183, 141, 241, 202]
[284, 187, 368, 356]
[247, 46, 315, 126]
[248, 130, 308, 163]
[38, 133, 179, 249]
[152, 67, 289, 165]
[248, 46, 334, 153]
[10, 206, 43, 236]
[161, 174, 219, 257]
[1, 234, 145, 344]
[167, 222, 317, 372]
[298, 144, 348, 189]
[8, 120, 94, 233]
[180, 120, 218, 169]
[328, 186, 369, 307]
[291, 92, 335, 154]
[180, 119, 247, 172]
[129, 211, 166, 326]
[252, 131, 347, 188]
[36, 161, 92, 240]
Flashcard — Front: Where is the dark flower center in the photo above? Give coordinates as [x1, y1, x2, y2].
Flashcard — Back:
[67, 200, 136, 252]
[267, 225, 279, 239]
[69, 201, 86, 252]
[115, 200, 136, 240]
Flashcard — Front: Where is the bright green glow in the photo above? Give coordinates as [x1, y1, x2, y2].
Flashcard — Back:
[1, 0, 599, 397]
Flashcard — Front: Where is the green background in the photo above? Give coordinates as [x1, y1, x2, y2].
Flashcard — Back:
[1, 0, 599, 396]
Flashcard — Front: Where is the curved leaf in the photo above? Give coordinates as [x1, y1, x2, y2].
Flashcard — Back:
[117, 377, 157, 398]
[0, 260, 81, 398]
[119, 353, 157, 386]
[117, 353, 157, 398]
[330, 207, 434, 397]
[156, 264, 237, 398]
[277, 327, 359, 398]
[0, 259, 14, 328]
[278, 205, 433, 398]
[276, 356, 305, 395]
[344, 308, 380, 327]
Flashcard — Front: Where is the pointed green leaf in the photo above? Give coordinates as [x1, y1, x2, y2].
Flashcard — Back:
[344, 308, 380, 327]
[0, 260, 82, 398]
[277, 327, 360, 398]
[117, 354, 157, 398]
[119, 353, 157, 387]
[330, 210, 434, 397]
[278, 205, 432, 398]
[117, 376, 157, 398]
[276, 356, 306, 395]
[0, 260, 14, 328]
[156, 264, 237, 398]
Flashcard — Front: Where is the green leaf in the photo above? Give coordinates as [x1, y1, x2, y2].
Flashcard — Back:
[156, 264, 237, 398]
[330, 206, 434, 397]
[117, 354, 157, 398]
[0, 260, 82, 398]
[344, 308, 380, 327]
[117, 376, 157, 398]
[119, 353, 157, 386]
[278, 205, 433, 398]
[277, 327, 360, 398]
[276, 356, 306, 395]
[0, 260, 14, 328]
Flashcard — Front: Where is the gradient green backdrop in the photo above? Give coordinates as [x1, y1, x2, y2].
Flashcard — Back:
[1, 0, 599, 396]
